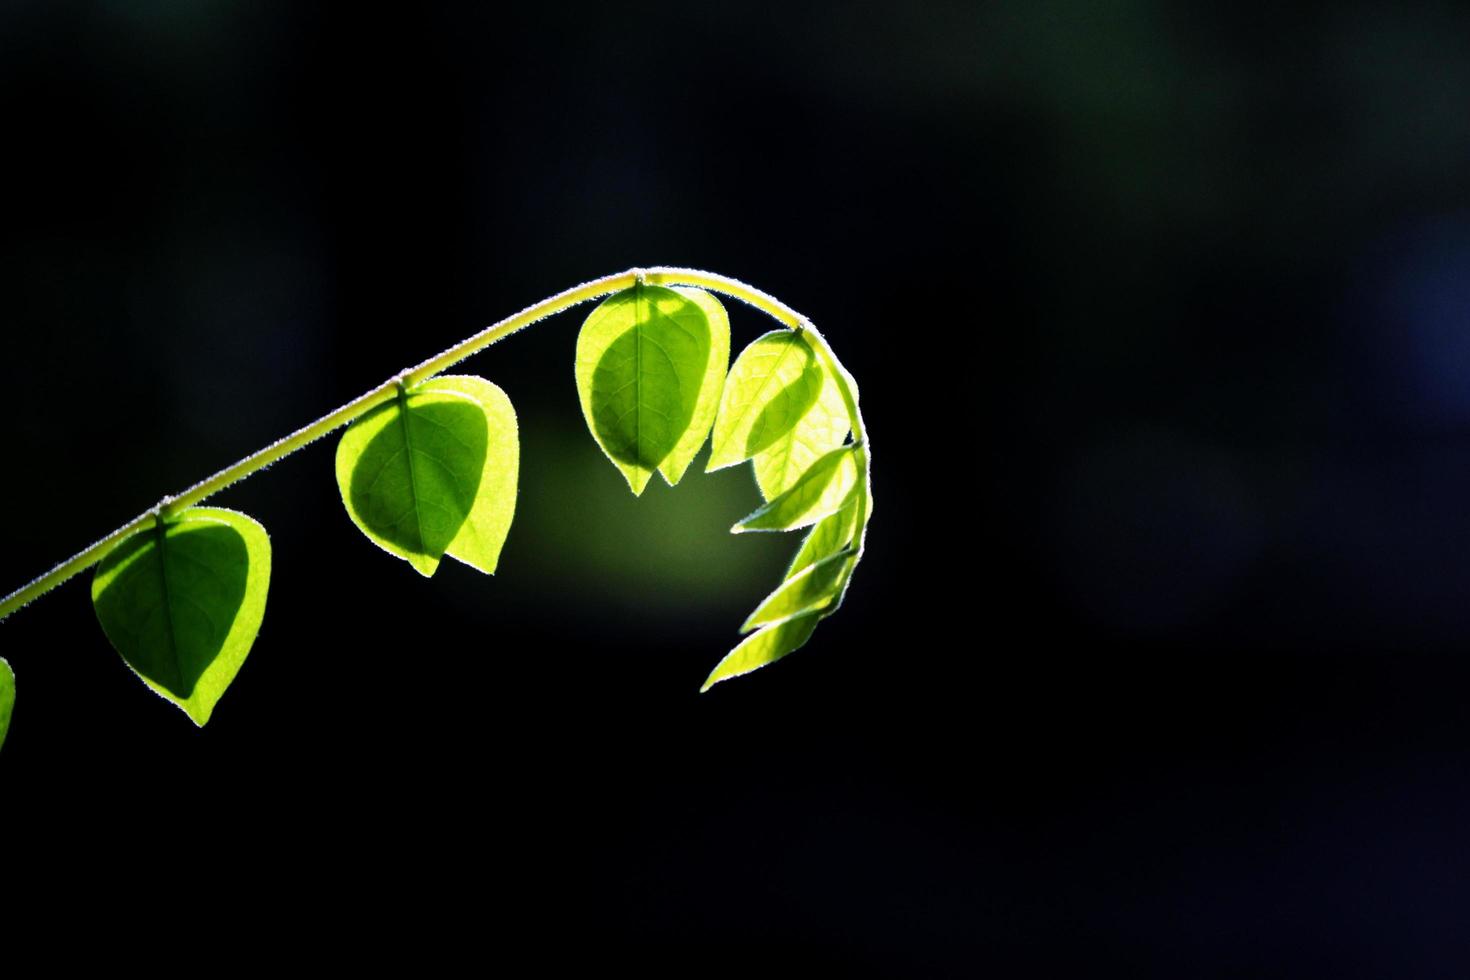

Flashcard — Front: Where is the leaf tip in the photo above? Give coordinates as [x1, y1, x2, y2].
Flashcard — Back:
[623, 466, 653, 497]
[445, 550, 497, 576]
[658, 456, 694, 488]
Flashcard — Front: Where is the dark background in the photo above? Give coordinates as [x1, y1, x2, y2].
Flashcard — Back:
[3, 1, 1469, 973]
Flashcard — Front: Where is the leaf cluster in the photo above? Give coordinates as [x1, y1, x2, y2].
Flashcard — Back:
[574, 283, 871, 691]
[0, 273, 871, 748]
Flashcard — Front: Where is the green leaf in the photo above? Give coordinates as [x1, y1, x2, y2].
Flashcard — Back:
[91, 507, 271, 726]
[732, 444, 861, 533]
[0, 657, 13, 753]
[803, 320, 862, 409]
[700, 613, 820, 692]
[707, 330, 823, 472]
[752, 356, 850, 500]
[336, 380, 500, 577]
[741, 550, 855, 632]
[786, 497, 860, 580]
[657, 287, 729, 486]
[414, 376, 519, 574]
[574, 283, 714, 495]
[781, 476, 871, 620]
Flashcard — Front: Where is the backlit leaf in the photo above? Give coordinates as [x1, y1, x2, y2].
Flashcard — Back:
[804, 320, 862, 409]
[91, 507, 271, 726]
[415, 376, 519, 574]
[786, 497, 860, 581]
[700, 613, 819, 692]
[336, 382, 492, 577]
[657, 287, 729, 486]
[0, 658, 13, 752]
[575, 283, 714, 495]
[707, 330, 822, 472]
[752, 356, 850, 500]
[741, 550, 855, 632]
[732, 444, 861, 533]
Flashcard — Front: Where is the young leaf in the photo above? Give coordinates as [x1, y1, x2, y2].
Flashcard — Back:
[707, 330, 823, 472]
[91, 507, 271, 726]
[732, 444, 861, 533]
[657, 287, 729, 486]
[574, 282, 714, 495]
[700, 613, 820, 692]
[0, 657, 13, 753]
[786, 497, 860, 580]
[414, 376, 519, 574]
[752, 357, 850, 500]
[336, 384, 491, 577]
[741, 550, 855, 632]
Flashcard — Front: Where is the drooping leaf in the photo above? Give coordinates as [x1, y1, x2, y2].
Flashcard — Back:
[700, 613, 820, 692]
[741, 550, 855, 632]
[752, 356, 850, 500]
[91, 507, 271, 726]
[732, 444, 861, 533]
[0, 657, 13, 752]
[707, 330, 823, 472]
[336, 383, 492, 577]
[803, 320, 862, 409]
[574, 283, 714, 495]
[786, 497, 860, 580]
[783, 475, 872, 621]
[657, 287, 729, 486]
[414, 376, 519, 574]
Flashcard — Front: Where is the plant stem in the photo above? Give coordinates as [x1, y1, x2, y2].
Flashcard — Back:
[0, 266, 868, 622]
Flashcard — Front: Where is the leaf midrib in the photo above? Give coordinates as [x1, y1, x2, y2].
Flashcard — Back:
[634, 284, 645, 467]
[396, 387, 430, 553]
[153, 520, 182, 693]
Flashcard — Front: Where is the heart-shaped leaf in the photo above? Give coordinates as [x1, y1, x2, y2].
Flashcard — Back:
[415, 375, 519, 574]
[336, 375, 518, 576]
[574, 282, 715, 495]
[91, 507, 271, 726]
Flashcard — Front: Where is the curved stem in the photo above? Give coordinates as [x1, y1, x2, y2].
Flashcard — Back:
[0, 266, 866, 622]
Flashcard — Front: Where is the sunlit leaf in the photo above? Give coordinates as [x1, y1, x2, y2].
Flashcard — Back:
[707, 330, 823, 472]
[336, 383, 490, 576]
[575, 283, 713, 495]
[657, 287, 729, 486]
[0, 657, 13, 752]
[732, 444, 860, 533]
[91, 507, 271, 726]
[0, 269, 875, 723]
[415, 376, 519, 574]
[700, 613, 819, 692]
[741, 550, 855, 632]
[786, 497, 860, 581]
[804, 320, 862, 409]
[752, 356, 850, 500]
